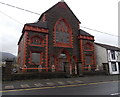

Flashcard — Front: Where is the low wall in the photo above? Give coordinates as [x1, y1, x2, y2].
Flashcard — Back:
[3, 72, 67, 81]
[83, 70, 108, 75]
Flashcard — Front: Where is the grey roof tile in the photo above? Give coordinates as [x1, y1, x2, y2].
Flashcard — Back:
[79, 29, 94, 37]
[95, 43, 120, 51]
[26, 21, 48, 29]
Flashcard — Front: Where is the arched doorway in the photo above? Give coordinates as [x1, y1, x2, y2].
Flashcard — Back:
[58, 53, 67, 71]
[58, 50, 70, 72]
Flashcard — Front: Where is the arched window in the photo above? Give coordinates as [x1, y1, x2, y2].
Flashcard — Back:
[84, 42, 93, 50]
[30, 36, 43, 46]
[55, 19, 72, 44]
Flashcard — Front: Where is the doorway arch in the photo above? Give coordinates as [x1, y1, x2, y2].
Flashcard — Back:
[57, 49, 70, 71]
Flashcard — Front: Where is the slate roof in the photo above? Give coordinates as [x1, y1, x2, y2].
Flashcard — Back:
[18, 21, 48, 45]
[79, 29, 94, 37]
[25, 1, 80, 29]
[18, 1, 81, 45]
[38, 1, 81, 23]
[95, 43, 120, 51]
[26, 21, 48, 29]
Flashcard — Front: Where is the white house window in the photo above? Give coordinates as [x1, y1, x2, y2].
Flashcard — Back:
[117, 52, 120, 60]
[111, 50, 116, 60]
[111, 62, 117, 71]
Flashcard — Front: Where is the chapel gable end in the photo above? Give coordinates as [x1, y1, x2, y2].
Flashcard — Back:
[39, 1, 80, 26]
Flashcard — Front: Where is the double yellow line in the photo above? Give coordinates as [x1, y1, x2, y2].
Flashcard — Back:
[1, 80, 118, 93]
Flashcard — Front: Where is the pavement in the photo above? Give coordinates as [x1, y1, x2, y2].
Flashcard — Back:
[2, 75, 119, 91]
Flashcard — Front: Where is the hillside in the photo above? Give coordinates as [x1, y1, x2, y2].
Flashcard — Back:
[0, 52, 16, 61]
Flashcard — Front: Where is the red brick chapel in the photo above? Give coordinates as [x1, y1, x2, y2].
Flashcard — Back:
[17, 0, 96, 76]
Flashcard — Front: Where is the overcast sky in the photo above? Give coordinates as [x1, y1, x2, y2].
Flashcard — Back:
[0, 0, 119, 56]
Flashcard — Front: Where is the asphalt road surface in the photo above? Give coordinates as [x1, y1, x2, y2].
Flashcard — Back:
[2, 81, 119, 96]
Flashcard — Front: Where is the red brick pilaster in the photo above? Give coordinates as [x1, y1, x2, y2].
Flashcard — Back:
[80, 40, 84, 70]
[45, 35, 48, 72]
[22, 32, 28, 72]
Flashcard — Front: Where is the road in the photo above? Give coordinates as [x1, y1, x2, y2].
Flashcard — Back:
[2, 81, 119, 96]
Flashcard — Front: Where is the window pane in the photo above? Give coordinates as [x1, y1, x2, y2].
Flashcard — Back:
[56, 32, 59, 42]
[62, 32, 69, 43]
[111, 51, 115, 60]
[66, 32, 69, 43]
[55, 20, 70, 43]
[84, 43, 92, 50]
[111, 62, 117, 71]
[59, 32, 63, 42]
[63, 32, 66, 43]
[64, 26, 68, 32]
[32, 53, 40, 64]
[59, 54, 67, 58]
[31, 37, 42, 45]
[85, 55, 91, 65]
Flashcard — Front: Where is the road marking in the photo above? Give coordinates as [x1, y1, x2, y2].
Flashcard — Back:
[57, 81, 65, 85]
[1, 83, 87, 93]
[1, 86, 56, 93]
[4, 85, 14, 89]
[34, 83, 44, 87]
[87, 81, 119, 86]
[66, 81, 74, 84]
[74, 80, 82, 83]
[60, 84, 87, 87]
[46, 82, 55, 86]
[110, 93, 120, 95]
[20, 84, 30, 88]
[1, 80, 118, 93]
[88, 82, 99, 85]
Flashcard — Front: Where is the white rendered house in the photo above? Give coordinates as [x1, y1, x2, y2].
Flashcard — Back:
[95, 43, 120, 74]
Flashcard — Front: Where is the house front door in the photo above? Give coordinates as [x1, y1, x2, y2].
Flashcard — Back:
[110, 62, 119, 74]
[118, 62, 120, 74]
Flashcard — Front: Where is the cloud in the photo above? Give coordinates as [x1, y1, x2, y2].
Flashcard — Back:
[0, 16, 23, 55]
[0, 0, 119, 56]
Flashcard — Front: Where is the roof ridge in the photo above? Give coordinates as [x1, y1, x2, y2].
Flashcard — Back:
[95, 42, 118, 48]
[79, 29, 94, 37]
[95, 42, 120, 50]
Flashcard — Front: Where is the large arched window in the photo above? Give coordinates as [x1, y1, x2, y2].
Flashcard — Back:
[56, 19, 69, 43]
[54, 18, 73, 47]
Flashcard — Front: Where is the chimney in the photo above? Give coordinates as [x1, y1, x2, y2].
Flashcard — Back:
[60, 0, 64, 2]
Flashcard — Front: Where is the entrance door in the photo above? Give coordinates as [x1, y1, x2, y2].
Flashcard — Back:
[118, 62, 120, 74]
[110, 62, 119, 74]
[59, 58, 66, 71]
[58, 53, 67, 72]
